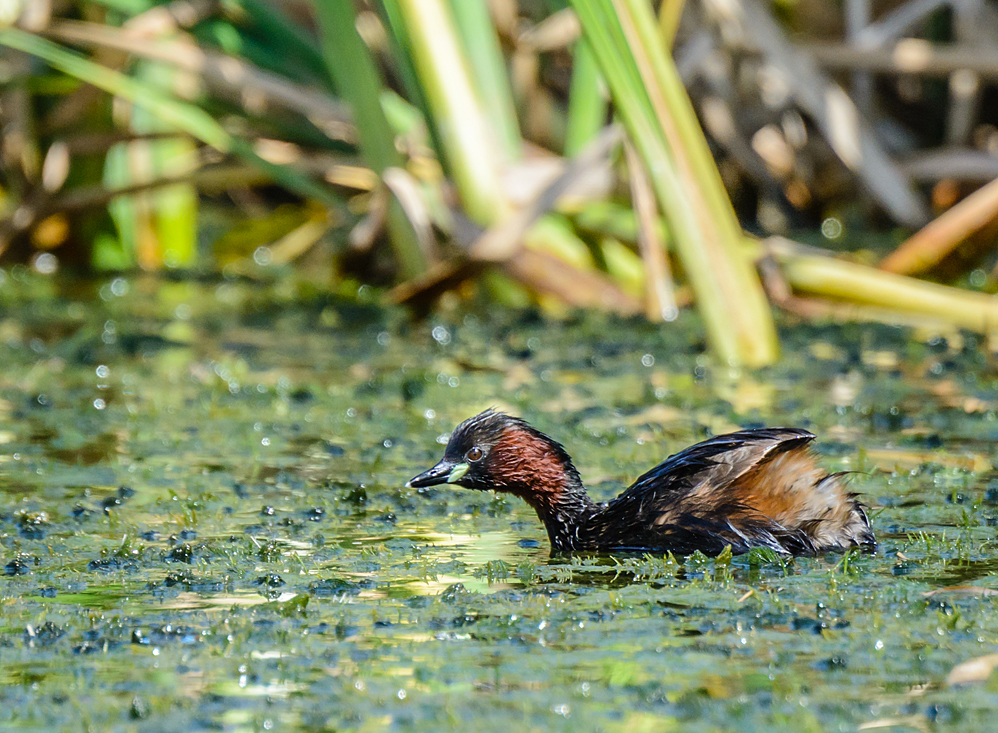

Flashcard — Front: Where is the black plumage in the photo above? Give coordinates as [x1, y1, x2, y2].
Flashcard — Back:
[408, 410, 875, 556]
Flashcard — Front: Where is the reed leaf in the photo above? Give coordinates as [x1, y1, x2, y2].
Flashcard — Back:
[103, 62, 198, 270]
[565, 39, 608, 156]
[0, 28, 343, 210]
[314, 0, 427, 277]
[228, 0, 332, 89]
[569, 0, 778, 366]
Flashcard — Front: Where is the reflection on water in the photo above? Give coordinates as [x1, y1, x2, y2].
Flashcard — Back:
[1, 273, 998, 731]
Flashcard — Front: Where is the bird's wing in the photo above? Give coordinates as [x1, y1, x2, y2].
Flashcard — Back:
[590, 429, 818, 554]
[611, 428, 815, 513]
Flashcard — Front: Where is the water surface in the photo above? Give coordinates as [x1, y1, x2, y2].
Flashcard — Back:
[2, 270, 998, 731]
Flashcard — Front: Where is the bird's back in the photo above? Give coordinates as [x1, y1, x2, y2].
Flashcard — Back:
[583, 428, 875, 555]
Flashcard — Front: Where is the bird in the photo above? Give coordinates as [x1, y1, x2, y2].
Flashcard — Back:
[406, 409, 875, 556]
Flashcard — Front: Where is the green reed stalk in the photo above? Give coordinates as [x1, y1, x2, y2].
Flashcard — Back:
[446, 0, 522, 161]
[384, 0, 617, 302]
[314, 0, 427, 278]
[104, 61, 198, 270]
[387, 0, 509, 225]
[657, 0, 687, 48]
[564, 39, 608, 156]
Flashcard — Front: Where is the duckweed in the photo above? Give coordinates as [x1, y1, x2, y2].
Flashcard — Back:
[1, 273, 998, 731]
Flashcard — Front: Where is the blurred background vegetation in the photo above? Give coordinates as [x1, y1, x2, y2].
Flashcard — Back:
[2, 0, 998, 365]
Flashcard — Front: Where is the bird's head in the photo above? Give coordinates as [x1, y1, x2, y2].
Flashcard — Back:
[406, 409, 583, 501]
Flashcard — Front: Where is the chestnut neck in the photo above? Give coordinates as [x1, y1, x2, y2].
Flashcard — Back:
[487, 426, 597, 551]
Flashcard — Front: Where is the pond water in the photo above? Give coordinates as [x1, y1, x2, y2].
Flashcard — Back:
[1, 269, 998, 732]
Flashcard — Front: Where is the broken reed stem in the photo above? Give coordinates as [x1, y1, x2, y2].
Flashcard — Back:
[571, 202, 998, 334]
[624, 139, 677, 321]
[766, 237, 998, 334]
[880, 175, 998, 276]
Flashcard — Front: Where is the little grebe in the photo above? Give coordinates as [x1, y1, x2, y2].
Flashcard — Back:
[407, 409, 875, 555]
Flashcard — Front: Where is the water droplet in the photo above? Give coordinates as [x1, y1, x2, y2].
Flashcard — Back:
[641, 353, 655, 367]
[551, 704, 570, 717]
[110, 278, 129, 297]
[253, 246, 273, 266]
[33, 253, 57, 275]
[93, 398, 106, 410]
[431, 325, 451, 345]
[821, 217, 843, 240]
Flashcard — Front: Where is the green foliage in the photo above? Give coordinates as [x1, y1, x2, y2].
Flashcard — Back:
[0, 28, 343, 213]
[3, 0, 992, 362]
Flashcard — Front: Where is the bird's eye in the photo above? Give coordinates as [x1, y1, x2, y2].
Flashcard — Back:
[466, 446, 484, 462]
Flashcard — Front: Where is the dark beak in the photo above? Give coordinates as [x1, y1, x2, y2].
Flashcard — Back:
[405, 459, 464, 488]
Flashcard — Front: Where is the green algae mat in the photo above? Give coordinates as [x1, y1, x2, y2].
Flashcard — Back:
[2, 272, 998, 732]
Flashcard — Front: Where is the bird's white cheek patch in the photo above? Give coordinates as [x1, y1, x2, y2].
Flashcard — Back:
[447, 462, 469, 483]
